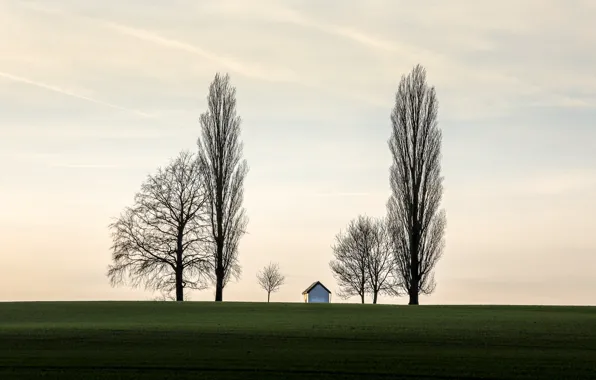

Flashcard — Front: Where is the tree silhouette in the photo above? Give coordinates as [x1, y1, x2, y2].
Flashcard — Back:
[365, 217, 395, 304]
[256, 262, 286, 302]
[197, 73, 248, 301]
[330, 215, 395, 304]
[108, 151, 211, 301]
[387, 64, 446, 305]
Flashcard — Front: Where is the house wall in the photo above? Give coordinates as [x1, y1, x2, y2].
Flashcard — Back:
[307, 284, 330, 303]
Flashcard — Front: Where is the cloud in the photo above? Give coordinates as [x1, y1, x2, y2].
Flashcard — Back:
[49, 163, 118, 169]
[0, 125, 183, 140]
[310, 192, 373, 198]
[253, 1, 596, 113]
[260, 6, 401, 53]
[198, 2, 547, 113]
[515, 170, 596, 196]
[452, 170, 596, 199]
[3, 152, 132, 170]
[10, 1, 398, 109]
[17, 1, 300, 84]
[77, 11, 389, 108]
[13, 0, 596, 118]
[1, 152, 103, 168]
[203, 0, 429, 57]
[99, 21, 299, 84]
[0, 71, 152, 117]
[51, 163, 119, 169]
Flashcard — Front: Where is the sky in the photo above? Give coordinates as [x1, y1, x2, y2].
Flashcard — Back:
[1, 0, 595, 305]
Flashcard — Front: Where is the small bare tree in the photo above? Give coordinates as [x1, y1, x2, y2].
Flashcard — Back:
[365, 218, 395, 304]
[256, 262, 286, 302]
[387, 64, 446, 305]
[107, 151, 211, 301]
[197, 73, 249, 302]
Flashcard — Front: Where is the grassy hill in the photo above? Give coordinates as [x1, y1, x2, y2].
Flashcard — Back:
[1, 302, 595, 379]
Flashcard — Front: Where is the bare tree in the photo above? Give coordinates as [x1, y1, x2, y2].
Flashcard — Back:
[329, 215, 373, 304]
[256, 262, 286, 302]
[107, 151, 211, 301]
[330, 215, 394, 304]
[197, 73, 248, 302]
[365, 218, 395, 304]
[387, 64, 446, 305]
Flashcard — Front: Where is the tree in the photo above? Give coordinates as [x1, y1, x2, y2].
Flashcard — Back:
[107, 151, 211, 301]
[330, 215, 395, 304]
[197, 73, 249, 302]
[365, 218, 395, 304]
[256, 262, 286, 302]
[387, 64, 446, 305]
[329, 215, 369, 303]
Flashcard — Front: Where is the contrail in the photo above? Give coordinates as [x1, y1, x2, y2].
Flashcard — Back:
[0, 71, 152, 117]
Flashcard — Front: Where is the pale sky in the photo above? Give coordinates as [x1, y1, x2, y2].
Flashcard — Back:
[1, 0, 595, 305]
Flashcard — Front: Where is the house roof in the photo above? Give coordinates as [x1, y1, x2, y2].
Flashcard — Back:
[302, 281, 331, 295]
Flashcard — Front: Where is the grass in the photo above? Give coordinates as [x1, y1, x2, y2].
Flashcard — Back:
[0, 302, 595, 379]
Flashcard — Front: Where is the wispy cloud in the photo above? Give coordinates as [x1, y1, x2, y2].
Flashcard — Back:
[49, 163, 118, 169]
[100, 20, 388, 109]
[2, 152, 120, 169]
[310, 192, 373, 198]
[515, 170, 596, 196]
[452, 170, 596, 199]
[0, 71, 152, 117]
[0, 126, 181, 140]
[207, 0, 440, 60]
[101, 22, 299, 84]
[252, 2, 596, 112]
[265, 7, 400, 53]
[17, 1, 299, 84]
[12, 1, 394, 109]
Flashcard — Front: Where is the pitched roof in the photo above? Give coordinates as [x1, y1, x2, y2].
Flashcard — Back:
[302, 281, 331, 295]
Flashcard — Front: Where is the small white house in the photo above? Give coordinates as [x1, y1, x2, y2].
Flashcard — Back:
[302, 281, 331, 303]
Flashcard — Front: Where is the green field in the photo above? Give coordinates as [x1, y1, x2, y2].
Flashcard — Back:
[0, 302, 595, 379]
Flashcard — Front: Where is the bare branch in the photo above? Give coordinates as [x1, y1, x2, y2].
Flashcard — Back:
[256, 262, 286, 302]
[329, 216, 367, 303]
[386, 64, 446, 305]
[365, 217, 396, 304]
[107, 151, 211, 301]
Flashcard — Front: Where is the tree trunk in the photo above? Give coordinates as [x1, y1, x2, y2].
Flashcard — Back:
[214, 228, 224, 301]
[360, 294, 365, 304]
[373, 292, 378, 304]
[215, 183, 224, 302]
[175, 267, 184, 302]
[409, 258, 420, 305]
[175, 239, 184, 302]
[267, 292, 270, 303]
[409, 260, 420, 305]
[408, 288, 419, 305]
[409, 222, 420, 305]
[215, 264, 224, 302]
